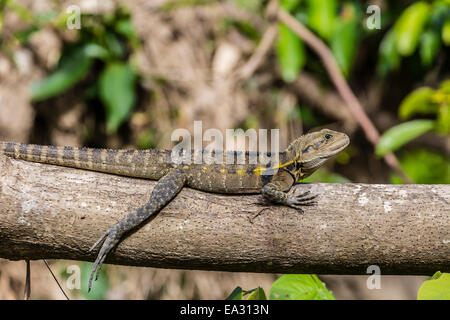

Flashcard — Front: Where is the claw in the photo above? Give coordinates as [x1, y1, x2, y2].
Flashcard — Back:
[88, 228, 111, 253]
[294, 190, 311, 198]
[286, 189, 318, 211]
[88, 230, 121, 292]
[295, 196, 317, 202]
[289, 205, 304, 213]
[297, 201, 317, 206]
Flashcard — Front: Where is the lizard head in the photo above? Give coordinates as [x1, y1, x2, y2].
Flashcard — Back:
[286, 129, 350, 179]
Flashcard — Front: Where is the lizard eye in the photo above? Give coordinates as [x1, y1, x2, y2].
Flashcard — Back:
[324, 134, 333, 140]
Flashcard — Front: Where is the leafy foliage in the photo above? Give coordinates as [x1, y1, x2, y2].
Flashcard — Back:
[399, 80, 450, 134]
[276, 23, 306, 82]
[23, 6, 140, 134]
[99, 63, 137, 133]
[276, 0, 360, 78]
[226, 275, 334, 300]
[330, 4, 360, 77]
[275, 1, 449, 80]
[306, 0, 337, 41]
[226, 286, 267, 300]
[390, 149, 450, 184]
[394, 2, 431, 57]
[378, 1, 450, 75]
[418, 272, 450, 300]
[376, 120, 435, 156]
[31, 46, 93, 101]
[270, 274, 335, 300]
[377, 79, 450, 156]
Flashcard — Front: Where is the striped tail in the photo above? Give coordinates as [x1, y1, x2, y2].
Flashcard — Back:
[0, 142, 171, 179]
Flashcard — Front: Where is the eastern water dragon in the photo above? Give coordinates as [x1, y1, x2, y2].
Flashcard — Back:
[0, 128, 349, 291]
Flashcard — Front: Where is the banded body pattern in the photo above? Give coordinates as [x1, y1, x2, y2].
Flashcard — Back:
[0, 142, 172, 179]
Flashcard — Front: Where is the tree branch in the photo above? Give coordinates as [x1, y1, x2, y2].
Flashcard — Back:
[0, 155, 449, 275]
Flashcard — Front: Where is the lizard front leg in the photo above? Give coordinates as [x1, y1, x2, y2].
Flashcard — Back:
[261, 170, 316, 212]
[87, 168, 186, 291]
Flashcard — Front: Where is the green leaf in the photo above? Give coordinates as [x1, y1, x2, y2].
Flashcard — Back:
[104, 32, 125, 58]
[99, 62, 137, 133]
[115, 17, 140, 48]
[420, 30, 441, 66]
[394, 2, 431, 56]
[30, 46, 93, 101]
[390, 149, 450, 184]
[226, 286, 243, 300]
[440, 79, 450, 93]
[83, 43, 110, 60]
[431, 271, 443, 280]
[442, 19, 450, 45]
[377, 30, 401, 76]
[418, 272, 450, 300]
[398, 87, 438, 119]
[436, 104, 450, 134]
[429, 1, 450, 30]
[276, 23, 306, 82]
[306, 0, 337, 41]
[115, 18, 136, 40]
[246, 287, 267, 300]
[80, 262, 109, 300]
[280, 0, 301, 12]
[331, 19, 359, 77]
[376, 120, 436, 156]
[270, 275, 335, 300]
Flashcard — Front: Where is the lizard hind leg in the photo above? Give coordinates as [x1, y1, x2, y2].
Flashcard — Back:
[87, 168, 187, 292]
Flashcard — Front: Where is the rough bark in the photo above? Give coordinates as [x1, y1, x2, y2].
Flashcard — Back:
[0, 154, 449, 275]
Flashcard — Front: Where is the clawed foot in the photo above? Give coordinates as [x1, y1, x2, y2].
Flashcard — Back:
[87, 227, 121, 292]
[285, 189, 317, 212]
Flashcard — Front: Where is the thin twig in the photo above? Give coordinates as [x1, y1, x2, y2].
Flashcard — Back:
[234, 25, 278, 83]
[234, 0, 278, 83]
[277, 8, 412, 183]
[43, 260, 70, 300]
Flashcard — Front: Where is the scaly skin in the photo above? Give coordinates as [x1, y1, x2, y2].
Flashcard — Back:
[0, 129, 349, 291]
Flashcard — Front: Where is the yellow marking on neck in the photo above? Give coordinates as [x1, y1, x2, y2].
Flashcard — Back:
[220, 169, 227, 174]
[253, 159, 296, 176]
[236, 169, 246, 175]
